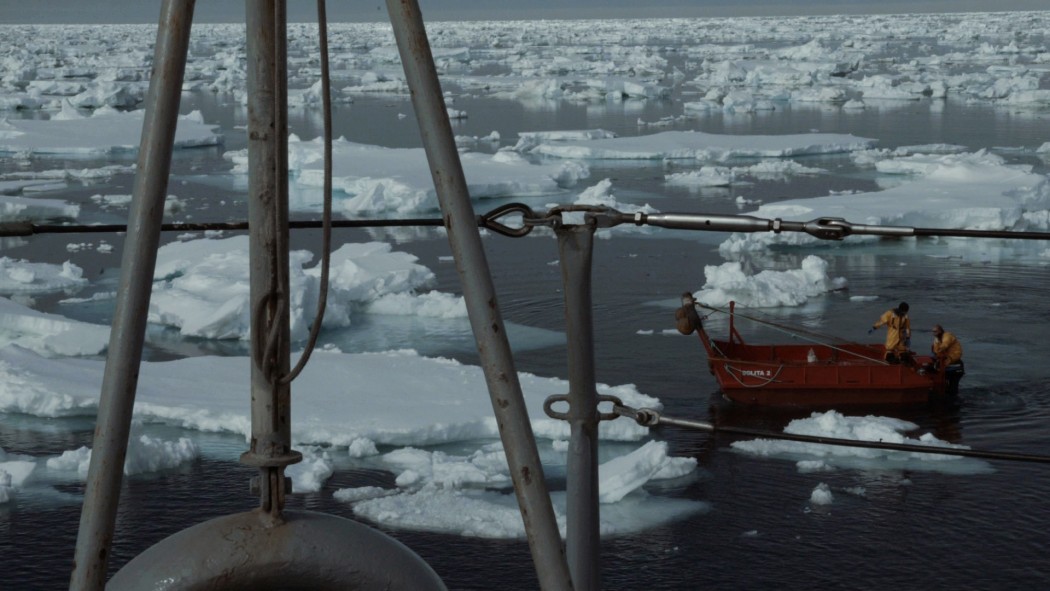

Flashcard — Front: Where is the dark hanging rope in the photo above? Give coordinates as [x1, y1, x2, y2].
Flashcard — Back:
[281, 0, 334, 385]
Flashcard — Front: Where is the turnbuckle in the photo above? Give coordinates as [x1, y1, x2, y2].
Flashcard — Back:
[480, 206, 857, 241]
[803, 217, 852, 240]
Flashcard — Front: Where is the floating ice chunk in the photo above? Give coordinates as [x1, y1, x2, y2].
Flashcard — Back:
[517, 130, 875, 162]
[46, 446, 92, 478]
[383, 445, 512, 490]
[149, 236, 437, 340]
[365, 291, 466, 318]
[0, 193, 79, 221]
[333, 486, 394, 502]
[732, 410, 993, 475]
[512, 130, 620, 155]
[68, 82, 144, 109]
[1002, 90, 1050, 106]
[123, 435, 200, 476]
[342, 71, 408, 94]
[666, 166, 735, 188]
[695, 255, 846, 308]
[89, 193, 133, 208]
[593, 77, 671, 101]
[0, 346, 656, 445]
[350, 480, 707, 539]
[0, 460, 35, 503]
[0, 459, 35, 487]
[857, 76, 925, 101]
[26, 80, 85, 97]
[286, 446, 334, 493]
[352, 483, 551, 538]
[809, 483, 834, 505]
[0, 108, 222, 157]
[226, 136, 585, 215]
[287, 79, 352, 107]
[722, 89, 781, 112]
[744, 160, 825, 178]
[21, 181, 68, 194]
[790, 86, 847, 103]
[683, 99, 720, 112]
[2, 164, 135, 184]
[0, 94, 44, 110]
[598, 440, 697, 503]
[0, 258, 86, 294]
[495, 79, 565, 102]
[347, 437, 379, 458]
[719, 151, 1050, 253]
[0, 297, 108, 356]
[572, 178, 656, 217]
[797, 460, 833, 473]
[46, 434, 198, 478]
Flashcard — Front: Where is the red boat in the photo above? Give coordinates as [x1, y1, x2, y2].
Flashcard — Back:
[675, 296, 960, 407]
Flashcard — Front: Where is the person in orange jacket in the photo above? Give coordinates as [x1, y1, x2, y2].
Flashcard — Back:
[869, 301, 911, 364]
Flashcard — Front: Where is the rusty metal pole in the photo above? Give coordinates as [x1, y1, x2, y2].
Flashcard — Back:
[238, 0, 301, 516]
[69, 1, 197, 589]
[384, 1, 573, 589]
[556, 223, 602, 591]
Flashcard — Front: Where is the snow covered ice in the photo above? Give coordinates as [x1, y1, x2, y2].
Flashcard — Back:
[0, 342, 707, 536]
[732, 410, 995, 476]
[0, 106, 222, 157]
[1, 9, 1049, 556]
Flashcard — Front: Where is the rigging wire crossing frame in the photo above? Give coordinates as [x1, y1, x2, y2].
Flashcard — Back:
[13, 202, 1050, 241]
[610, 401, 1050, 464]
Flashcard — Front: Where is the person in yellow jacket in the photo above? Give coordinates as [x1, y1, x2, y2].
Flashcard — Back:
[869, 301, 911, 364]
[931, 324, 962, 366]
[931, 323, 965, 395]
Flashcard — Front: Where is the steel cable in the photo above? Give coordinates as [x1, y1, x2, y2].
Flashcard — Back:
[612, 403, 1050, 464]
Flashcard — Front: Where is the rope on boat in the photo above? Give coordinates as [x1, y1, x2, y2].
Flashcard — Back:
[697, 301, 892, 366]
[609, 399, 1050, 464]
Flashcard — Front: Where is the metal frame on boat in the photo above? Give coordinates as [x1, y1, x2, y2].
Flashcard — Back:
[676, 295, 957, 407]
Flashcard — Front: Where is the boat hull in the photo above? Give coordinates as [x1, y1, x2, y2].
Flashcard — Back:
[705, 339, 946, 407]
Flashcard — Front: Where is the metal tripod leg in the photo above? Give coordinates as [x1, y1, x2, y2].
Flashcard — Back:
[70, 1, 197, 589]
[237, 0, 301, 518]
[384, 1, 573, 589]
[557, 223, 602, 591]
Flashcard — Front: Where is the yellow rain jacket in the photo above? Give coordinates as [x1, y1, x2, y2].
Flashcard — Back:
[873, 310, 910, 356]
[933, 331, 963, 365]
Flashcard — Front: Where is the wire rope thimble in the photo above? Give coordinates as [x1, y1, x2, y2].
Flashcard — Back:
[479, 202, 537, 237]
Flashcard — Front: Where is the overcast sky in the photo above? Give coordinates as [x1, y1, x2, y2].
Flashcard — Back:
[0, 0, 1046, 24]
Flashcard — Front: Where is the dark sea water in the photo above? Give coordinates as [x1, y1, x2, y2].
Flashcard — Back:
[3, 19, 1050, 591]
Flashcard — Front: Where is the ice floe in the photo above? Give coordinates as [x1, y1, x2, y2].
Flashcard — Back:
[0, 106, 222, 157]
